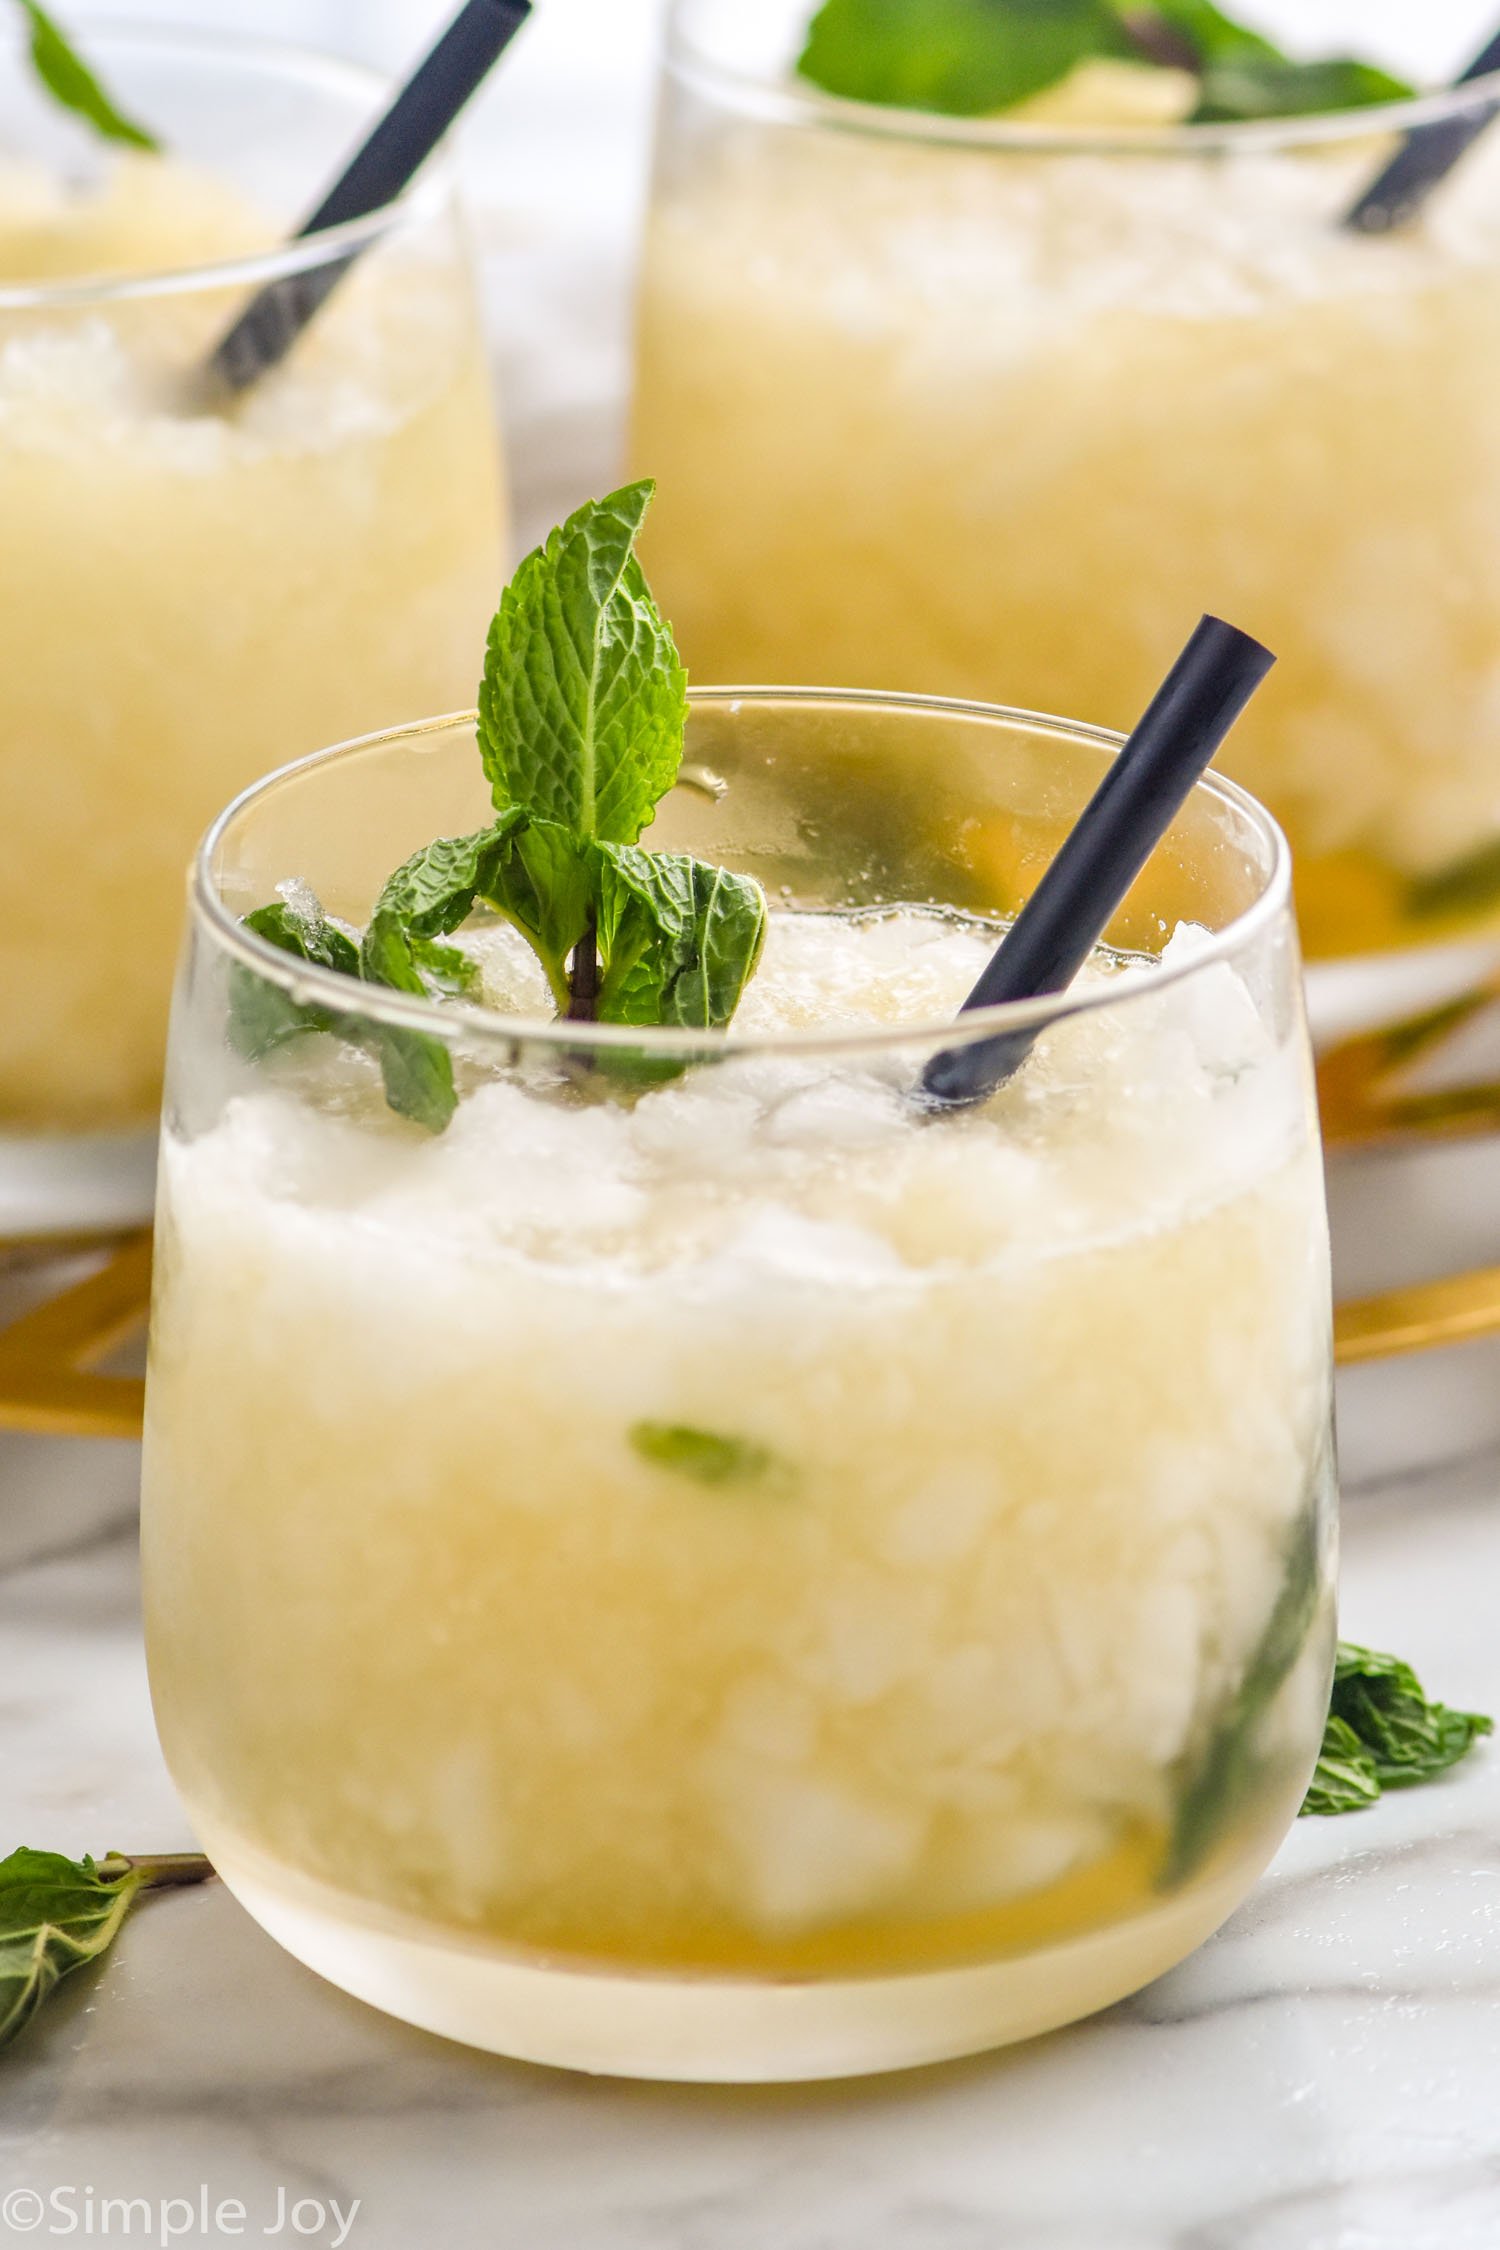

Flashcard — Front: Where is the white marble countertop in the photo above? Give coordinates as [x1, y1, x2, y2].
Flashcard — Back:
[4, 1, 1500, 2242]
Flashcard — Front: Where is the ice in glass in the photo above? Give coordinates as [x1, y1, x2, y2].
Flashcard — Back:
[632, 3, 1500, 958]
[0, 27, 503, 1140]
[143, 690, 1335, 2080]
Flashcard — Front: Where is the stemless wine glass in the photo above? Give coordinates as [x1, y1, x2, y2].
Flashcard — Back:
[632, 0, 1500, 964]
[142, 689, 1336, 2082]
[0, 23, 505, 1229]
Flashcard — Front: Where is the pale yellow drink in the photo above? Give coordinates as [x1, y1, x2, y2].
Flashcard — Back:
[142, 700, 1334, 2080]
[0, 48, 503, 1134]
[633, 29, 1500, 958]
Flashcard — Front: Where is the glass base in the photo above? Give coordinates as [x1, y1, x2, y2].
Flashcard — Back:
[0, 1125, 156, 1240]
[203, 1821, 1264, 2082]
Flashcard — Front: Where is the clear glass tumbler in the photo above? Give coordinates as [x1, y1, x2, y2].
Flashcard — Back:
[0, 23, 504, 1224]
[632, 1, 1500, 964]
[143, 689, 1336, 2081]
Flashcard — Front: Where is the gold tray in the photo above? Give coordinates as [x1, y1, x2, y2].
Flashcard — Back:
[0, 1232, 149, 1439]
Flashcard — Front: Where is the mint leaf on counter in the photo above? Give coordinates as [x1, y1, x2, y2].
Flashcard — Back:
[796, 0, 1414, 124]
[1301, 1643, 1492, 1817]
[630, 1422, 787, 1489]
[479, 479, 687, 845]
[0, 1848, 211, 2056]
[15, 1, 160, 150]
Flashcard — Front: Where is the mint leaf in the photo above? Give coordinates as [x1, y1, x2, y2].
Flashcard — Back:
[1163, 1503, 1323, 1888]
[230, 891, 361, 1061]
[798, 0, 1130, 117]
[1300, 1713, 1383, 1816]
[0, 1849, 139, 2052]
[667, 862, 770, 1030]
[409, 935, 480, 997]
[1300, 1642, 1492, 1816]
[596, 847, 765, 1028]
[0, 1848, 210, 2055]
[478, 481, 687, 846]
[629, 1422, 786, 1488]
[1194, 56, 1413, 122]
[245, 892, 360, 977]
[16, 1, 160, 150]
[358, 915, 459, 1134]
[796, 0, 1413, 123]
[370, 819, 525, 941]
[372, 815, 595, 1012]
[595, 846, 698, 1027]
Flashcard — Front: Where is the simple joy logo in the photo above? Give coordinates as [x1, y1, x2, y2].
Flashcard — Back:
[1, 2186, 360, 2246]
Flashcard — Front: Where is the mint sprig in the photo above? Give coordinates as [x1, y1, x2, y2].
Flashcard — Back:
[796, 0, 1413, 124]
[236, 484, 767, 1132]
[14, 1, 160, 150]
[0, 1848, 212, 2056]
[1301, 1643, 1492, 1817]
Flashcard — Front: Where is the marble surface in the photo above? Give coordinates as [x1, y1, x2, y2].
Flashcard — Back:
[4, 1, 1500, 2243]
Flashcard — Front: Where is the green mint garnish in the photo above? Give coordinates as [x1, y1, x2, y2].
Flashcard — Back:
[629, 1421, 787, 1489]
[1301, 1643, 1492, 1817]
[479, 480, 687, 845]
[14, 1, 160, 150]
[233, 484, 768, 1133]
[1163, 1502, 1323, 1888]
[796, 0, 1413, 124]
[228, 893, 361, 1063]
[595, 848, 768, 1030]
[0, 1848, 212, 2055]
[1193, 55, 1414, 124]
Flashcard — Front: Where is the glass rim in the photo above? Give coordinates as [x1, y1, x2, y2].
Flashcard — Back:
[194, 687, 1294, 1065]
[662, 1, 1500, 158]
[0, 19, 451, 313]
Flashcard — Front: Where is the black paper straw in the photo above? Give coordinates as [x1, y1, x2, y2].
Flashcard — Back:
[204, 0, 531, 397]
[921, 617, 1276, 1109]
[1345, 25, 1500, 235]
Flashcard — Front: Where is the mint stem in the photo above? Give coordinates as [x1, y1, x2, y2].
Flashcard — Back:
[565, 915, 600, 1022]
[1118, 10, 1201, 71]
[97, 1852, 215, 1891]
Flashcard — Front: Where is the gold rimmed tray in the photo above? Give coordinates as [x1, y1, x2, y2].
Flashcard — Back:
[0, 1231, 149, 1438]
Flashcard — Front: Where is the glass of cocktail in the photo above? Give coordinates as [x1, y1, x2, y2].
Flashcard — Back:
[0, 22, 503, 1226]
[142, 676, 1335, 2081]
[631, 0, 1500, 964]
